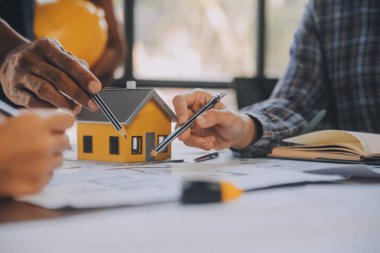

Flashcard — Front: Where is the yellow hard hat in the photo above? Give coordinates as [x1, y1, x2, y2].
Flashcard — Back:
[34, 0, 108, 68]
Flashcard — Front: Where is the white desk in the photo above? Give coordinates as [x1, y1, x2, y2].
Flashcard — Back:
[0, 142, 379, 253]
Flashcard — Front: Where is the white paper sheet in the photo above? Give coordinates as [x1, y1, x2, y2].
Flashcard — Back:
[17, 154, 344, 209]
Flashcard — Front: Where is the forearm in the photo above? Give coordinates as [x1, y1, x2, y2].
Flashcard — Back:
[232, 0, 330, 157]
[91, 0, 125, 59]
[233, 98, 312, 157]
[0, 19, 29, 68]
[89, 0, 126, 86]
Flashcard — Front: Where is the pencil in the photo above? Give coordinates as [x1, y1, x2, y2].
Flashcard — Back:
[55, 40, 126, 139]
[91, 93, 127, 139]
[150, 90, 227, 157]
[0, 100, 19, 117]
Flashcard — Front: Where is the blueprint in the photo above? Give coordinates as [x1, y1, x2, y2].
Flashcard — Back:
[17, 147, 348, 209]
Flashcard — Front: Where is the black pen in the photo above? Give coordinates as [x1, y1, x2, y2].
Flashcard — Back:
[194, 152, 219, 162]
[151, 90, 227, 157]
[0, 100, 19, 117]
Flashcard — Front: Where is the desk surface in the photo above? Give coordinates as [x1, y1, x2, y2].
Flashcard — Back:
[0, 142, 379, 253]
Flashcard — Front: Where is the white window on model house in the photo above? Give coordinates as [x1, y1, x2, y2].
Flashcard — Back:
[158, 135, 168, 152]
[132, 136, 142, 154]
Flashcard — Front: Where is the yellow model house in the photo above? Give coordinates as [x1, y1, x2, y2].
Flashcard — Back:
[77, 87, 176, 163]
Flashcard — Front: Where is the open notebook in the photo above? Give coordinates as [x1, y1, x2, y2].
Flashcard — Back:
[269, 130, 380, 162]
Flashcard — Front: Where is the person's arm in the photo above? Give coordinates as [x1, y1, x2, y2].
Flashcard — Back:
[234, 0, 330, 156]
[0, 19, 101, 113]
[171, 1, 330, 156]
[90, 0, 126, 86]
[0, 110, 74, 196]
[0, 19, 29, 66]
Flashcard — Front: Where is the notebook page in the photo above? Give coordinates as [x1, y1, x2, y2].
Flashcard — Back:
[346, 131, 380, 156]
[283, 130, 363, 153]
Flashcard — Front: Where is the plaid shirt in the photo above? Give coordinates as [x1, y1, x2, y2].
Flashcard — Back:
[235, 0, 380, 157]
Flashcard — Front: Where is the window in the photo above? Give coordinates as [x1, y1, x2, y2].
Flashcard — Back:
[83, 136, 93, 153]
[120, 0, 308, 89]
[266, 0, 307, 77]
[131, 136, 142, 154]
[109, 136, 120, 155]
[134, 0, 256, 82]
[158, 135, 168, 152]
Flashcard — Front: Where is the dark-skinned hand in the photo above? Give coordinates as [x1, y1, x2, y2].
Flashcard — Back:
[0, 37, 101, 114]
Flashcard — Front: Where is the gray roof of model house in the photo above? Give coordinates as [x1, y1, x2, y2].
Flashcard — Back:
[77, 88, 176, 125]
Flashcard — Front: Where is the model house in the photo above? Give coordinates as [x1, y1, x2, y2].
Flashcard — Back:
[77, 86, 176, 163]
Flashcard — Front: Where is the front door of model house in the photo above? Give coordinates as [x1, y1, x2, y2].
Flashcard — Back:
[145, 132, 155, 161]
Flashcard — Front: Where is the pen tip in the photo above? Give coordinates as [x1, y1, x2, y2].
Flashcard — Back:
[119, 128, 127, 139]
[150, 150, 157, 157]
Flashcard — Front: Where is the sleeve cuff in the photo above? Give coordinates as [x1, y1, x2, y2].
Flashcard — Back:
[230, 111, 276, 157]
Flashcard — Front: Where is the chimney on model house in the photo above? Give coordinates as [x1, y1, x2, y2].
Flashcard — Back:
[126, 80, 137, 89]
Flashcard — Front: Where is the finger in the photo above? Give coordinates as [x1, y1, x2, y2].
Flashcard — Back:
[172, 94, 192, 124]
[173, 91, 210, 123]
[46, 112, 75, 132]
[178, 128, 191, 141]
[58, 45, 90, 70]
[66, 51, 89, 69]
[183, 135, 215, 151]
[50, 134, 70, 152]
[196, 109, 236, 129]
[51, 153, 64, 169]
[20, 89, 55, 109]
[23, 74, 80, 111]
[35, 38, 102, 94]
[191, 89, 225, 110]
[30, 61, 96, 111]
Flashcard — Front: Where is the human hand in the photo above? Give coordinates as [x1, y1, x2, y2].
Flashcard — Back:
[0, 37, 101, 114]
[172, 89, 257, 151]
[0, 110, 74, 196]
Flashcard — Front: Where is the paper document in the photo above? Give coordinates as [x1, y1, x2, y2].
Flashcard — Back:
[307, 165, 380, 179]
[18, 156, 345, 209]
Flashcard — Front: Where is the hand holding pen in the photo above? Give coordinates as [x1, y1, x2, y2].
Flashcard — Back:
[171, 89, 259, 151]
[0, 37, 101, 113]
[0, 100, 74, 196]
[151, 90, 227, 156]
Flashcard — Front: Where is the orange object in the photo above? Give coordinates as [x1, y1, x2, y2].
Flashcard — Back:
[181, 181, 243, 204]
[34, 0, 108, 67]
[220, 182, 242, 202]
